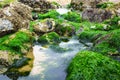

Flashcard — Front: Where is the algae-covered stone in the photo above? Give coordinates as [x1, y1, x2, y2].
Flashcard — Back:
[67, 51, 120, 80]
[38, 32, 60, 45]
[0, 29, 34, 54]
[55, 22, 75, 37]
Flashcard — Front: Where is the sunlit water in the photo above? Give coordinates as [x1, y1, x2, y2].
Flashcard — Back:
[0, 38, 90, 80]
[56, 8, 70, 15]
[18, 38, 88, 80]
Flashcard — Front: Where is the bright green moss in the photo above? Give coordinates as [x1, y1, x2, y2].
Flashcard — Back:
[62, 12, 82, 23]
[38, 10, 60, 19]
[0, 30, 34, 54]
[93, 42, 116, 55]
[68, 21, 81, 31]
[67, 51, 120, 80]
[108, 30, 120, 48]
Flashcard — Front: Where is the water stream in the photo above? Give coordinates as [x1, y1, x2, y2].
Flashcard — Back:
[18, 37, 88, 80]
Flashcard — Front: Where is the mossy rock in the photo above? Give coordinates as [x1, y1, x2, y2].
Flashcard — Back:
[103, 16, 120, 30]
[62, 11, 82, 23]
[67, 51, 120, 80]
[0, 29, 34, 54]
[38, 10, 60, 19]
[38, 32, 60, 45]
[55, 23, 75, 37]
[31, 18, 56, 33]
[108, 30, 120, 48]
[78, 30, 107, 42]
[92, 42, 117, 55]
[93, 29, 120, 55]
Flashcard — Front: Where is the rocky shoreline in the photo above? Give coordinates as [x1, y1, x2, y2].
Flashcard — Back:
[0, 0, 120, 80]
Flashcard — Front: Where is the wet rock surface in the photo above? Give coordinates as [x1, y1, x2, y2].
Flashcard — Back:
[0, 2, 32, 37]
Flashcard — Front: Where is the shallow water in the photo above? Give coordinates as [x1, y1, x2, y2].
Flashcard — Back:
[0, 38, 89, 80]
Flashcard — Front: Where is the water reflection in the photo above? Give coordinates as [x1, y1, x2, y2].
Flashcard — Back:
[0, 38, 90, 80]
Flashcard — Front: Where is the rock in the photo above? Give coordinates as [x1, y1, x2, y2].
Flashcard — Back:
[0, 50, 20, 67]
[0, 65, 8, 74]
[33, 18, 55, 33]
[70, 0, 108, 11]
[55, 22, 76, 37]
[0, 2, 32, 37]
[11, 57, 29, 68]
[18, 0, 55, 13]
[10, 2, 32, 20]
[0, 19, 14, 37]
[82, 8, 112, 22]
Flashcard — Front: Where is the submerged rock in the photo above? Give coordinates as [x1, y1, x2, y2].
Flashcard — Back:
[11, 57, 29, 68]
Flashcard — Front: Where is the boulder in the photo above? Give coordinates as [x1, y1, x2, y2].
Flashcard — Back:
[18, 0, 55, 13]
[0, 2, 32, 37]
[82, 8, 112, 22]
[33, 18, 55, 33]
[70, 0, 108, 11]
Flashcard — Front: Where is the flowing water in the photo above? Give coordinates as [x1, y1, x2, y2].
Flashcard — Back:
[0, 37, 90, 80]
[18, 37, 89, 80]
[56, 8, 70, 15]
